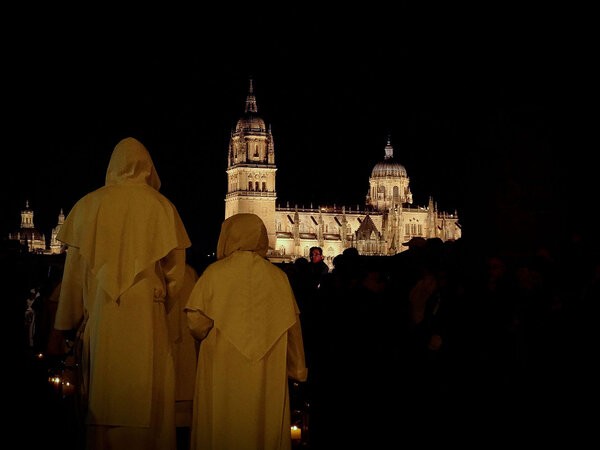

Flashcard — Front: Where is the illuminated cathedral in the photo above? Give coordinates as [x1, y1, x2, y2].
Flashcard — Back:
[10, 80, 461, 261]
[8, 201, 64, 254]
[225, 80, 462, 267]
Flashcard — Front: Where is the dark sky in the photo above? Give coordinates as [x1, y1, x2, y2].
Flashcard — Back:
[2, 7, 595, 256]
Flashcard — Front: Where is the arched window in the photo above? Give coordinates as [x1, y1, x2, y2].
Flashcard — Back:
[393, 186, 400, 203]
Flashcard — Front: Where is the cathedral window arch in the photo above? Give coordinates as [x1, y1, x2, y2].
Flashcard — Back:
[393, 186, 400, 203]
[407, 223, 424, 235]
[260, 175, 267, 192]
[248, 181, 253, 191]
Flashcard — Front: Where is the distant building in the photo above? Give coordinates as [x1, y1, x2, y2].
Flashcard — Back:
[8, 201, 46, 253]
[49, 209, 65, 254]
[225, 79, 461, 267]
[8, 201, 64, 254]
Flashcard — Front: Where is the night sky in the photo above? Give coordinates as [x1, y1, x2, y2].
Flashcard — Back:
[2, 7, 595, 257]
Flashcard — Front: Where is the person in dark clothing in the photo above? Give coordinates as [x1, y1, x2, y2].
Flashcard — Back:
[308, 246, 329, 289]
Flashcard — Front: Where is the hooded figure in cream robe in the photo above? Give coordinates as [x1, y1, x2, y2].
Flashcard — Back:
[185, 213, 308, 450]
[50, 137, 191, 450]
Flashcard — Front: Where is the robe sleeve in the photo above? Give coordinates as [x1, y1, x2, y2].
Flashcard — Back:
[286, 315, 308, 382]
[186, 310, 214, 341]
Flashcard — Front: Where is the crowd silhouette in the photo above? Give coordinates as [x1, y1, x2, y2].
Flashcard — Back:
[8, 223, 600, 448]
[281, 231, 600, 448]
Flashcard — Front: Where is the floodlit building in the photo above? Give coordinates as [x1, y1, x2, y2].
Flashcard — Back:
[8, 201, 64, 254]
[8, 201, 47, 253]
[224, 80, 461, 267]
[48, 208, 65, 254]
[11, 80, 462, 262]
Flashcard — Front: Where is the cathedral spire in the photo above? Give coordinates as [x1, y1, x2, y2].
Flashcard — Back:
[384, 134, 394, 160]
[245, 77, 258, 113]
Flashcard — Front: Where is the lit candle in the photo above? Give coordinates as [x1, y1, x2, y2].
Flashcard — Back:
[49, 375, 62, 393]
[290, 425, 301, 441]
[62, 381, 75, 396]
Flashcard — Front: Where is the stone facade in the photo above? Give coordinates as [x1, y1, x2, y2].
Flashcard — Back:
[224, 80, 461, 268]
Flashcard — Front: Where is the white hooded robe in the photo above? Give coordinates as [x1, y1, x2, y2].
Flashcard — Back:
[53, 137, 191, 450]
[185, 213, 308, 450]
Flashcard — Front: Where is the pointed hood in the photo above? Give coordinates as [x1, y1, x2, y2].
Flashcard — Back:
[105, 137, 162, 189]
[57, 137, 191, 301]
[217, 213, 269, 259]
[187, 213, 297, 361]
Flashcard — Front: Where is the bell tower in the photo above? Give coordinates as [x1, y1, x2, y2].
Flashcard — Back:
[224, 79, 277, 250]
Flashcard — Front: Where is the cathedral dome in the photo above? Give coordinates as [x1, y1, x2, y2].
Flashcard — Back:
[371, 159, 407, 178]
[235, 113, 266, 132]
[370, 137, 407, 178]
